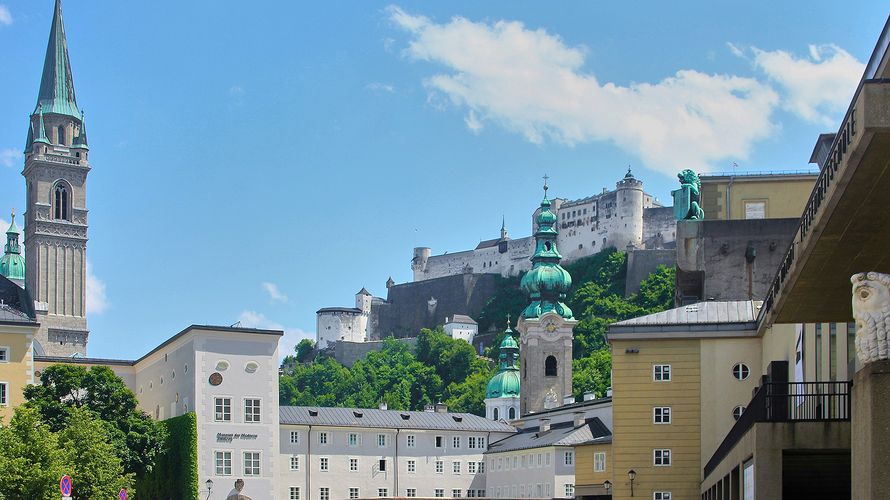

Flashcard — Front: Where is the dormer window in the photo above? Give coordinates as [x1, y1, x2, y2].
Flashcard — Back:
[53, 183, 70, 221]
[57, 125, 66, 145]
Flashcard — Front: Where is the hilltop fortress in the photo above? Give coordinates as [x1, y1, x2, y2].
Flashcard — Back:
[412, 169, 675, 282]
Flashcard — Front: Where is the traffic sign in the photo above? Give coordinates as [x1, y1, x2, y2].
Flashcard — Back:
[119, 488, 127, 500]
[59, 475, 72, 496]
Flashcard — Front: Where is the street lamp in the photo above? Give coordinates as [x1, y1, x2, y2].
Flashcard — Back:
[628, 470, 636, 497]
[603, 480, 612, 492]
[205, 479, 213, 500]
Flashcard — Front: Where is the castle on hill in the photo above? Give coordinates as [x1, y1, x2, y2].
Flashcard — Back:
[411, 169, 675, 282]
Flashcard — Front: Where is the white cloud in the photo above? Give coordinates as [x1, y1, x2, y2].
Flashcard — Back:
[726, 42, 745, 59]
[86, 261, 109, 315]
[261, 281, 288, 303]
[0, 5, 12, 27]
[748, 44, 864, 125]
[388, 7, 780, 174]
[237, 310, 314, 361]
[1, 148, 20, 168]
[366, 82, 396, 94]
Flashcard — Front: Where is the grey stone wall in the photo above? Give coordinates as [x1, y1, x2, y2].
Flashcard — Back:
[625, 249, 676, 297]
[329, 338, 418, 367]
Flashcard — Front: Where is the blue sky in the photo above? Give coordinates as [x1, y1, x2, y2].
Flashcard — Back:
[0, 1, 885, 360]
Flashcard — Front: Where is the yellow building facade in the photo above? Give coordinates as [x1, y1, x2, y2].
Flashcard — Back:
[699, 172, 818, 221]
[574, 441, 613, 498]
[0, 320, 37, 423]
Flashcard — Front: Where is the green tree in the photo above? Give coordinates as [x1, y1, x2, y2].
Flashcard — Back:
[23, 365, 165, 478]
[572, 348, 613, 400]
[295, 338, 316, 362]
[635, 265, 676, 312]
[59, 407, 133, 500]
[0, 406, 66, 499]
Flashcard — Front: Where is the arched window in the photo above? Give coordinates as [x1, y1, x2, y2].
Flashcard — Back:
[57, 125, 66, 145]
[53, 183, 70, 221]
[545, 355, 558, 377]
[493, 408, 499, 421]
[508, 407, 516, 420]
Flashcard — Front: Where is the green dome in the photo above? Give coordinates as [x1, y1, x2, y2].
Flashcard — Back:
[1, 214, 24, 281]
[499, 331, 518, 350]
[486, 370, 520, 399]
[520, 263, 572, 296]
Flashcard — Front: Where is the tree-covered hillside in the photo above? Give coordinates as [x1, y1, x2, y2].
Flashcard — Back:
[279, 248, 675, 415]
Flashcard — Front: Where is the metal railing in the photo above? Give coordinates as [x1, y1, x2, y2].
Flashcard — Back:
[703, 381, 851, 478]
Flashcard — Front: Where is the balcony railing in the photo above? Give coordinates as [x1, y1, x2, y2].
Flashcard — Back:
[703, 381, 851, 478]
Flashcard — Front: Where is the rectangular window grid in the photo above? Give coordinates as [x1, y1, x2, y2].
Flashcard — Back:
[349, 488, 359, 499]
[290, 455, 300, 471]
[468, 436, 476, 448]
[350, 458, 358, 472]
[319, 432, 328, 445]
[289, 487, 300, 500]
[654, 449, 671, 466]
[320, 457, 329, 471]
[435, 460, 444, 473]
[452, 489, 462, 498]
[453, 461, 461, 474]
[0, 347, 8, 362]
[566, 484, 575, 497]
[452, 436, 461, 448]
[654, 364, 671, 381]
[407, 460, 416, 473]
[0, 382, 7, 406]
[468, 461, 476, 474]
[319, 488, 329, 500]
[654, 407, 671, 424]
[348, 433, 359, 446]
[654, 492, 672, 500]
[243, 451, 260, 476]
[435, 489, 444, 498]
[215, 451, 232, 476]
[214, 397, 231, 422]
[244, 398, 261, 423]
[406, 434, 416, 448]
[406, 489, 416, 498]
[289, 431, 299, 444]
[378, 489, 388, 497]
[564, 451, 574, 466]
[377, 434, 386, 447]
[594, 452, 606, 472]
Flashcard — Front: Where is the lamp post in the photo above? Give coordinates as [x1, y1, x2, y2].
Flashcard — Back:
[205, 479, 213, 500]
[628, 470, 636, 497]
[603, 480, 612, 494]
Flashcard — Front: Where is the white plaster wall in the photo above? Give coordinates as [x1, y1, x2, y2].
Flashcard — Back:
[485, 446, 576, 498]
[485, 396, 519, 422]
[317, 311, 363, 349]
[444, 322, 477, 344]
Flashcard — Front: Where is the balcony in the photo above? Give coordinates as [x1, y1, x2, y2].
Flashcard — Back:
[704, 381, 851, 478]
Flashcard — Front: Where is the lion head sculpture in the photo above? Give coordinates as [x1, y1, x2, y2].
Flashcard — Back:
[677, 169, 701, 191]
[851, 272, 890, 365]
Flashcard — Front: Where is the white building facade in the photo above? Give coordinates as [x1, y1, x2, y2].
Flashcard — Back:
[444, 315, 478, 344]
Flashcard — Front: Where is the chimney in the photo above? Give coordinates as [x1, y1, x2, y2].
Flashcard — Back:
[606, 388, 613, 397]
[563, 395, 575, 406]
[435, 402, 448, 413]
[573, 412, 585, 428]
[424, 404, 435, 413]
[583, 392, 596, 401]
[539, 418, 551, 434]
[379, 402, 388, 410]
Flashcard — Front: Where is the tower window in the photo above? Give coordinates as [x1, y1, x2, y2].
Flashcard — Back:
[545, 355, 557, 377]
[493, 408, 499, 420]
[508, 407, 516, 419]
[57, 125, 66, 145]
[53, 183, 70, 221]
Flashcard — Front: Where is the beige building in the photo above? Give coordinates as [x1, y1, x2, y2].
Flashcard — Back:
[0, 276, 38, 422]
[699, 171, 818, 221]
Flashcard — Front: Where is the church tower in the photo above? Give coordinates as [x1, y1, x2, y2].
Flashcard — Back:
[518, 179, 577, 415]
[485, 321, 520, 421]
[22, 0, 90, 356]
[0, 211, 26, 288]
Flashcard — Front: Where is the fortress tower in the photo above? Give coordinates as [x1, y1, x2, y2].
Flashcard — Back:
[613, 167, 645, 249]
[22, 0, 91, 356]
[517, 181, 577, 415]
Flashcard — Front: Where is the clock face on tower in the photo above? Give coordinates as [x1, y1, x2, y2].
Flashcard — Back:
[543, 319, 559, 334]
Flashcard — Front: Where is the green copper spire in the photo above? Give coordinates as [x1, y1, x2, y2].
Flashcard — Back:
[486, 322, 520, 399]
[0, 210, 26, 282]
[519, 177, 574, 319]
[72, 110, 89, 149]
[34, 108, 50, 145]
[36, 0, 80, 119]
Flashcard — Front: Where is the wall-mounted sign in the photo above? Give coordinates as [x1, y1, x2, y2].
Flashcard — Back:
[216, 432, 259, 443]
[209, 372, 223, 386]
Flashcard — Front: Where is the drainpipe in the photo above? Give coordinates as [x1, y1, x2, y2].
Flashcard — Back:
[394, 428, 400, 497]
[726, 175, 734, 220]
[306, 425, 312, 498]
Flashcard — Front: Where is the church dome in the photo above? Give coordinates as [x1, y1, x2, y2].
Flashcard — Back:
[520, 262, 572, 295]
[486, 370, 520, 399]
[1, 213, 25, 281]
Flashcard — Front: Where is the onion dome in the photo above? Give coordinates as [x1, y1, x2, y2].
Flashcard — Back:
[0, 211, 25, 282]
[486, 325, 520, 399]
[520, 179, 574, 319]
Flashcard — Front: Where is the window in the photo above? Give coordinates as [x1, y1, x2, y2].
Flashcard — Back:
[654, 492, 672, 500]
[477, 490, 485, 497]
[564, 451, 574, 466]
[244, 398, 261, 423]
[407, 460, 416, 473]
[435, 460, 444, 473]
[290, 455, 300, 471]
[453, 436, 461, 448]
[349, 488, 359, 499]
[565, 484, 575, 497]
[537, 453, 543, 467]
[319, 488, 330, 500]
[509, 407, 516, 419]
[406, 434, 416, 448]
[379, 459, 387, 472]
[0, 347, 8, 362]
[733, 363, 751, 380]
[653, 364, 671, 381]
[594, 452, 606, 472]
[289, 487, 300, 500]
[290, 431, 300, 444]
[545, 356, 558, 376]
[243, 452, 260, 476]
[468, 461, 477, 474]
[377, 434, 387, 447]
[57, 125, 66, 145]
[349, 458, 358, 472]
[378, 489, 388, 498]
[320, 457, 329, 471]
[406, 489, 416, 498]
[453, 461, 461, 474]
[348, 433, 359, 446]
[733, 405, 746, 421]
[654, 407, 671, 424]
[468, 436, 476, 448]
[215, 451, 232, 475]
[319, 432, 328, 445]
[435, 435, 444, 448]
[478, 461, 485, 473]
[479, 437, 486, 448]
[546, 453, 551, 466]
[493, 408, 499, 420]
[434, 489, 444, 497]
[53, 183, 69, 221]
[214, 398, 231, 422]
[452, 489, 462, 498]
[654, 449, 671, 466]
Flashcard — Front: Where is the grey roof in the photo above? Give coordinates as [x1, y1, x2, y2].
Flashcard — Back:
[486, 418, 611, 454]
[446, 314, 477, 325]
[280, 406, 516, 433]
[317, 307, 362, 314]
[357, 287, 371, 296]
[475, 237, 506, 250]
[0, 303, 31, 323]
[612, 301, 759, 327]
[0, 275, 36, 323]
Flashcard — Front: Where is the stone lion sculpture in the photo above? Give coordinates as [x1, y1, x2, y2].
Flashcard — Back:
[672, 169, 704, 220]
[851, 272, 890, 365]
